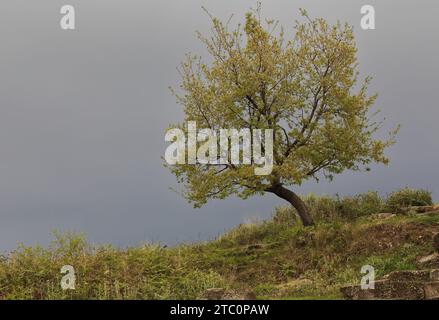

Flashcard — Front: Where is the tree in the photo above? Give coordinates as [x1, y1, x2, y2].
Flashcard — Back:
[166, 8, 397, 226]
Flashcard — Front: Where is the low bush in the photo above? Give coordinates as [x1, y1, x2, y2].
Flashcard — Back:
[385, 188, 433, 213]
[274, 188, 434, 222]
[297, 191, 384, 222]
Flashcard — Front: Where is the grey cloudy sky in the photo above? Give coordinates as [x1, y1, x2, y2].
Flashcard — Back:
[0, 0, 438, 252]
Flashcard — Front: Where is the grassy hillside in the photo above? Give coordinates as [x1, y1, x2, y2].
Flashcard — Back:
[1, 189, 438, 300]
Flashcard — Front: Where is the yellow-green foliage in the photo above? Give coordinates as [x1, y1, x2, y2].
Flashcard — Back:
[167, 7, 397, 209]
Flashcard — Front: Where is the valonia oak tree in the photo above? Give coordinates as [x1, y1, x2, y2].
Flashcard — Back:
[167, 9, 396, 226]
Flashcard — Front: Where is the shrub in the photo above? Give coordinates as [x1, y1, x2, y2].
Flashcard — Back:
[335, 191, 384, 219]
[385, 187, 433, 213]
[274, 188, 434, 222]
[303, 194, 339, 222]
[299, 191, 384, 222]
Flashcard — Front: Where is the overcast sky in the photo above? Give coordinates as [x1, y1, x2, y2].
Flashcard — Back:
[0, 0, 438, 252]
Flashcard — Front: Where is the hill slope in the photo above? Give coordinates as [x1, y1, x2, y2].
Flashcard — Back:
[1, 208, 439, 299]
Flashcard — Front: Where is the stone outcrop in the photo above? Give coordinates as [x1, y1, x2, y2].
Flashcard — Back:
[433, 233, 439, 252]
[418, 253, 439, 267]
[372, 213, 396, 220]
[202, 288, 256, 300]
[340, 269, 439, 300]
[404, 205, 439, 214]
[202, 288, 225, 300]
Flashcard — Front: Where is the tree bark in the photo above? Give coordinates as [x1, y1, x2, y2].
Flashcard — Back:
[269, 184, 314, 226]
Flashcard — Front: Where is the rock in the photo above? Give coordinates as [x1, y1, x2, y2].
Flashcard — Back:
[433, 233, 439, 252]
[202, 288, 225, 300]
[387, 270, 433, 282]
[340, 269, 439, 300]
[222, 290, 256, 300]
[340, 283, 375, 300]
[340, 279, 425, 300]
[202, 288, 256, 300]
[409, 206, 436, 214]
[418, 253, 439, 267]
[431, 269, 439, 281]
[375, 213, 396, 219]
[424, 282, 439, 300]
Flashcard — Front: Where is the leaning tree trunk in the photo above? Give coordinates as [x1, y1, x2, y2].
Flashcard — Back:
[270, 184, 314, 226]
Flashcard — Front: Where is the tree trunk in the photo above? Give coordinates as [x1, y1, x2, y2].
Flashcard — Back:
[270, 184, 314, 226]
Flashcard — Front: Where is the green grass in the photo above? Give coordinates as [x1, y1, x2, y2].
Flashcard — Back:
[1, 203, 438, 300]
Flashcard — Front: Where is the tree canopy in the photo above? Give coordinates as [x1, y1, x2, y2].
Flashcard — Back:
[166, 8, 397, 225]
